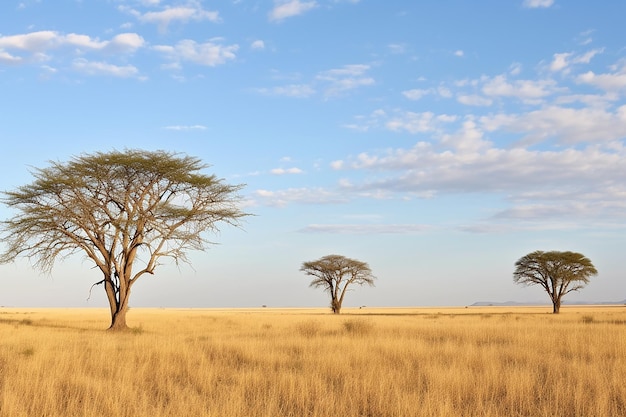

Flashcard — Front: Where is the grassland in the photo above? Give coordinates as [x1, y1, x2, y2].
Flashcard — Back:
[0, 306, 625, 417]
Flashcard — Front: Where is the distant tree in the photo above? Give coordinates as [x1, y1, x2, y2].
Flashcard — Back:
[513, 250, 597, 314]
[0, 149, 247, 330]
[300, 254, 375, 314]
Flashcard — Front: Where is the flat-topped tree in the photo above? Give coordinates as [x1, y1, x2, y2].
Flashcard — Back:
[300, 254, 376, 314]
[513, 250, 597, 314]
[0, 149, 247, 330]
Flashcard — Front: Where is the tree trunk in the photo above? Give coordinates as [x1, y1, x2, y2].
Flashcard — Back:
[104, 275, 131, 331]
[109, 306, 129, 330]
[552, 298, 561, 314]
[331, 298, 341, 314]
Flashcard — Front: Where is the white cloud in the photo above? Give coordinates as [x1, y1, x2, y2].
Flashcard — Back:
[107, 33, 145, 54]
[482, 106, 626, 145]
[137, 6, 220, 31]
[482, 75, 557, 102]
[0, 50, 22, 64]
[577, 67, 626, 92]
[316, 64, 374, 97]
[440, 119, 491, 153]
[330, 160, 344, 170]
[454, 50, 464, 57]
[0, 31, 144, 68]
[437, 86, 453, 98]
[550, 52, 571, 72]
[251, 40, 265, 50]
[549, 49, 603, 73]
[72, 58, 139, 78]
[269, 0, 317, 22]
[255, 84, 315, 98]
[457, 94, 493, 106]
[0, 31, 144, 54]
[386, 111, 456, 134]
[522, 0, 554, 8]
[328, 94, 626, 227]
[253, 187, 346, 207]
[509, 63, 522, 75]
[338, 142, 626, 199]
[0, 31, 58, 52]
[270, 167, 304, 175]
[153, 40, 238, 67]
[402, 89, 431, 100]
[388, 43, 405, 54]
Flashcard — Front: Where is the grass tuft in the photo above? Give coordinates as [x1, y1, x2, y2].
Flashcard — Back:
[343, 319, 374, 335]
[581, 315, 595, 324]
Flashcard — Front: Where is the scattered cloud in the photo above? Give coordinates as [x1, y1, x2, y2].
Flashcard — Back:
[402, 88, 431, 101]
[482, 105, 626, 145]
[522, 0, 554, 8]
[577, 67, 626, 92]
[254, 84, 315, 98]
[270, 167, 304, 175]
[256, 64, 374, 99]
[316, 64, 374, 97]
[253, 187, 347, 207]
[153, 39, 238, 67]
[549, 49, 603, 74]
[481, 75, 558, 103]
[269, 0, 317, 22]
[0, 30, 145, 73]
[388, 43, 406, 54]
[576, 30, 594, 46]
[509, 63, 522, 75]
[0, 31, 144, 56]
[125, 5, 220, 31]
[163, 125, 208, 131]
[457, 94, 493, 106]
[0, 50, 22, 64]
[251, 40, 265, 50]
[72, 58, 140, 78]
[385, 111, 456, 134]
[338, 142, 625, 198]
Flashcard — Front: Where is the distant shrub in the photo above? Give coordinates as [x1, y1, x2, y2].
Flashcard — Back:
[343, 319, 374, 336]
[130, 325, 144, 335]
[21, 347, 35, 357]
[581, 315, 594, 324]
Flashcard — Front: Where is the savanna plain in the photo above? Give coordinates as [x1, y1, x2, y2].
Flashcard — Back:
[1, 306, 625, 417]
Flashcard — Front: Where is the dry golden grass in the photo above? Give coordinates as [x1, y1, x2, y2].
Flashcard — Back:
[1, 306, 625, 417]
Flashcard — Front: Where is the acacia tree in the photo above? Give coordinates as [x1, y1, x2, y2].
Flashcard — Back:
[0, 149, 247, 330]
[513, 250, 597, 314]
[300, 254, 375, 314]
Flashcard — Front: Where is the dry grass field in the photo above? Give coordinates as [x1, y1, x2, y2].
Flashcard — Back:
[0, 306, 625, 417]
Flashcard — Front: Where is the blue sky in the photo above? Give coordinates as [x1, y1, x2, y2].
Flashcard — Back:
[1, 0, 626, 309]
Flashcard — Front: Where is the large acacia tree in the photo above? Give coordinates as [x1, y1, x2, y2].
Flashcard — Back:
[513, 250, 597, 314]
[0, 149, 247, 330]
[300, 254, 375, 314]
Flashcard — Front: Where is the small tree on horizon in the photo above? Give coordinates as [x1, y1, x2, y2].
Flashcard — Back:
[300, 254, 375, 314]
[513, 250, 597, 314]
[0, 149, 247, 330]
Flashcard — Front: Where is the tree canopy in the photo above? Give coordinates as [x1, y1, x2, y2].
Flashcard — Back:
[0, 149, 247, 329]
[513, 250, 597, 313]
[300, 254, 375, 314]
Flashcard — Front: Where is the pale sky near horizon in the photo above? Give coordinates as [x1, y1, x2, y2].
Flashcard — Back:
[1, 0, 625, 309]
